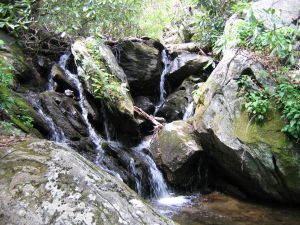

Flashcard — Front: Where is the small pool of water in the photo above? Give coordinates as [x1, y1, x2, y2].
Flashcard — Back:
[170, 192, 300, 225]
[153, 192, 300, 225]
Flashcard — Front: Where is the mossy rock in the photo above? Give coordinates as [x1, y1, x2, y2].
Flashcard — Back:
[71, 38, 134, 116]
[193, 49, 300, 203]
[150, 121, 203, 187]
[0, 86, 43, 137]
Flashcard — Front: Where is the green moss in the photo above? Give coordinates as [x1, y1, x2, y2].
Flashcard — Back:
[234, 110, 300, 192]
[0, 86, 42, 137]
[233, 109, 288, 150]
[81, 39, 133, 115]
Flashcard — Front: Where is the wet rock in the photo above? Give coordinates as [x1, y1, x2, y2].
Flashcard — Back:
[193, 49, 300, 203]
[156, 79, 195, 122]
[150, 121, 203, 187]
[167, 52, 211, 88]
[134, 96, 155, 115]
[0, 140, 175, 225]
[40, 91, 88, 141]
[102, 141, 153, 197]
[71, 38, 140, 143]
[71, 38, 134, 117]
[50, 64, 78, 95]
[111, 39, 163, 96]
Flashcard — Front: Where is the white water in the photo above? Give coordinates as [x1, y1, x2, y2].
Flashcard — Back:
[59, 53, 104, 163]
[129, 158, 142, 195]
[155, 50, 171, 113]
[158, 195, 190, 206]
[47, 73, 55, 91]
[101, 107, 112, 142]
[132, 137, 169, 199]
[183, 102, 195, 120]
[27, 93, 66, 143]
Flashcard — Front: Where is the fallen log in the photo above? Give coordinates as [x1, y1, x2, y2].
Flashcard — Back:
[134, 106, 163, 129]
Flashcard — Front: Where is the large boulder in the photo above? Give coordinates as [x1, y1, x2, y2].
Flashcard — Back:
[167, 52, 211, 88]
[252, 0, 300, 29]
[110, 39, 164, 96]
[150, 121, 203, 187]
[193, 49, 300, 203]
[71, 38, 134, 117]
[71, 38, 140, 144]
[0, 140, 174, 225]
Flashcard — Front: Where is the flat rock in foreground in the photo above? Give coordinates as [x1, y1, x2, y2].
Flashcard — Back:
[0, 140, 174, 225]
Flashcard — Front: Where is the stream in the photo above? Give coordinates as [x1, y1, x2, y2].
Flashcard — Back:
[170, 192, 300, 225]
[25, 47, 300, 225]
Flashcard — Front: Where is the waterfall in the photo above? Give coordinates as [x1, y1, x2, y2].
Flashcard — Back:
[26, 92, 66, 143]
[58, 53, 104, 163]
[128, 158, 142, 195]
[132, 137, 169, 199]
[183, 102, 195, 120]
[155, 50, 171, 113]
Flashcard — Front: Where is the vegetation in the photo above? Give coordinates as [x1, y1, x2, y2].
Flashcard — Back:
[0, 0, 34, 34]
[85, 40, 129, 107]
[191, 0, 250, 48]
[216, 8, 300, 63]
[238, 73, 300, 140]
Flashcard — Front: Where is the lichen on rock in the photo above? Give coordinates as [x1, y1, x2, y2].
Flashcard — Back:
[0, 140, 175, 225]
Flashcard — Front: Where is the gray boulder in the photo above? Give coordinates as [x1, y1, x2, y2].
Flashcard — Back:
[150, 121, 203, 187]
[111, 39, 163, 96]
[0, 140, 175, 225]
[167, 53, 211, 88]
[193, 49, 300, 203]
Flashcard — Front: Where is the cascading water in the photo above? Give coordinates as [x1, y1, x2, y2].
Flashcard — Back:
[58, 53, 123, 181]
[26, 92, 66, 143]
[183, 102, 195, 120]
[129, 158, 142, 195]
[155, 50, 171, 113]
[58, 53, 104, 163]
[132, 137, 169, 199]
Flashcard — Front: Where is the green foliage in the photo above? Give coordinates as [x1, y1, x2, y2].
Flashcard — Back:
[0, 0, 34, 34]
[275, 82, 300, 139]
[86, 41, 128, 106]
[37, 0, 141, 37]
[238, 73, 300, 140]
[0, 41, 14, 110]
[0, 121, 15, 133]
[191, 0, 249, 47]
[245, 90, 271, 123]
[215, 8, 300, 63]
[0, 59, 13, 87]
[138, 0, 189, 39]
[237, 74, 251, 89]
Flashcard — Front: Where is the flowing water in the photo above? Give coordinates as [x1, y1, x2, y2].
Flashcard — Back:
[132, 137, 169, 199]
[171, 192, 300, 225]
[128, 158, 142, 195]
[155, 50, 171, 113]
[183, 102, 195, 120]
[26, 92, 67, 143]
[59, 53, 104, 164]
